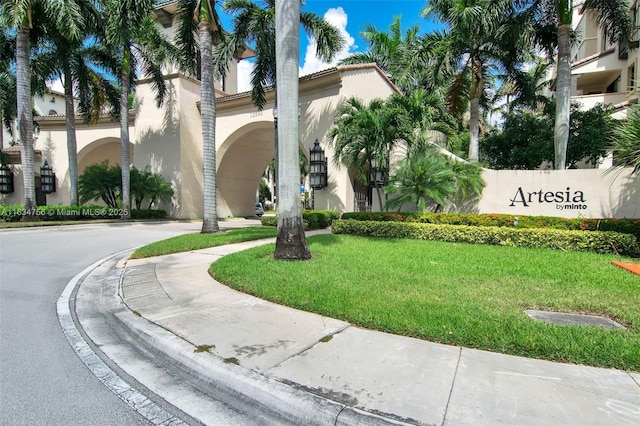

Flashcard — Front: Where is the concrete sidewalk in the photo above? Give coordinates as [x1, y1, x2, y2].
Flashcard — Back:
[80, 231, 640, 425]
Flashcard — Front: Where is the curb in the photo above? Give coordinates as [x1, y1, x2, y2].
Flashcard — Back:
[113, 260, 410, 426]
[57, 251, 188, 425]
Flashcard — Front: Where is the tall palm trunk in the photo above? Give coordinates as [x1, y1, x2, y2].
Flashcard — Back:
[200, 20, 220, 233]
[274, 0, 310, 260]
[273, 98, 278, 210]
[16, 27, 36, 220]
[119, 46, 132, 218]
[63, 63, 79, 205]
[468, 55, 483, 161]
[554, 22, 571, 170]
[0, 111, 4, 150]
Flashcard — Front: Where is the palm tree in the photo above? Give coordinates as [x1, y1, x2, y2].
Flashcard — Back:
[327, 96, 412, 211]
[609, 104, 640, 174]
[78, 160, 121, 208]
[130, 167, 174, 209]
[35, 3, 118, 206]
[421, 0, 527, 161]
[1, 0, 83, 219]
[176, 0, 225, 233]
[101, 0, 176, 219]
[214, 0, 344, 109]
[447, 158, 485, 208]
[0, 29, 16, 149]
[272, 0, 310, 260]
[384, 149, 457, 213]
[519, 0, 632, 169]
[339, 16, 423, 94]
[386, 88, 455, 154]
[213, 0, 341, 256]
[492, 56, 553, 116]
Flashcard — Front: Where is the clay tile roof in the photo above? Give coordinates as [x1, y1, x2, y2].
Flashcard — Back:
[1, 146, 43, 155]
[571, 48, 615, 68]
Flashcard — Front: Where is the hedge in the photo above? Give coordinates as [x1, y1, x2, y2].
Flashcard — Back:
[260, 210, 339, 230]
[332, 219, 639, 256]
[341, 211, 640, 240]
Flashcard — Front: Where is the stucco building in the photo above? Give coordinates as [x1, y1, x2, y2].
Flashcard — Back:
[570, 0, 639, 119]
[1, 0, 639, 219]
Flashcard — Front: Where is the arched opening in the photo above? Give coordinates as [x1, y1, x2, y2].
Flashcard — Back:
[77, 138, 133, 175]
[217, 124, 274, 217]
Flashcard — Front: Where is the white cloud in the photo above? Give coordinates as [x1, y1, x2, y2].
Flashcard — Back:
[237, 59, 254, 93]
[47, 78, 65, 94]
[299, 7, 355, 77]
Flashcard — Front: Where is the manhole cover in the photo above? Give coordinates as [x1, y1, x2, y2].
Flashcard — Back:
[525, 310, 625, 329]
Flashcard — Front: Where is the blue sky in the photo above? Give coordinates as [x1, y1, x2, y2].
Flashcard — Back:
[47, 1, 442, 93]
[218, 0, 443, 91]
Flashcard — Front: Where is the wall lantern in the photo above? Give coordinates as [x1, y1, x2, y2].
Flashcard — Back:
[0, 164, 14, 194]
[309, 138, 327, 189]
[369, 155, 385, 187]
[40, 161, 56, 194]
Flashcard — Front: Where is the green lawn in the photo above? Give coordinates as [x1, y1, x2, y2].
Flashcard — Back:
[130, 226, 277, 258]
[210, 234, 640, 371]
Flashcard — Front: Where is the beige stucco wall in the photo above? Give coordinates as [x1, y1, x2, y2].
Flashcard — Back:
[477, 168, 640, 219]
[2, 113, 129, 207]
[132, 75, 203, 217]
[214, 65, 399, 217]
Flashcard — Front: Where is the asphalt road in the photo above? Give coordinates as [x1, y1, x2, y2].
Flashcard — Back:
[0, 222, 202, 425]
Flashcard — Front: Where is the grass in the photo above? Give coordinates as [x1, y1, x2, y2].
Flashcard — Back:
[210, 234, 640, 371]
[130, 226, 277, 258]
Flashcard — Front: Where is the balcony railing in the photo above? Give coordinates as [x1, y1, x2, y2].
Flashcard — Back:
[571, 92, 629, 110]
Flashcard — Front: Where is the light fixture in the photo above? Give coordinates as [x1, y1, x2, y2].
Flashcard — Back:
[369, 155, 385, 187]
[309, 138, 327, 189]
[0, 164, 14, 194]
[40, 161, 56, 194]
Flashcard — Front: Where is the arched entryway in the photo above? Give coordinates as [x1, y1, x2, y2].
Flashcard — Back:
[217, 121, 310, 218]
[77, 138, 133, 175]
[217, 122, 274, 217]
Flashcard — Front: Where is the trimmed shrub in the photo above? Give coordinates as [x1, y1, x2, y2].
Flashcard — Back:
[131, 209, 168, 219]
[341, 212, 640, 240]
[261, 216, 278, 227]
[0, 205, 25, 222]
[332, 219, 638, 256]
[260, 210, 339, 230]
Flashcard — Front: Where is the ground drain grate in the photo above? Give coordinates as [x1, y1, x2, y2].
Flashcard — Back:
[525, 310, 625, 329]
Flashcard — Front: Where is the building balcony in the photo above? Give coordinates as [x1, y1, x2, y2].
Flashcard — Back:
[571, 48, 620, 74]
[571, 92, 632, 110]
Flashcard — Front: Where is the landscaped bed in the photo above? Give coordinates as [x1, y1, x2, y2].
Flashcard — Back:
[210, 234, 640, 371]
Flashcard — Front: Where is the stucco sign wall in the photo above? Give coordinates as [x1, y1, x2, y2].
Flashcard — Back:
[477, 168, 640, 219]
